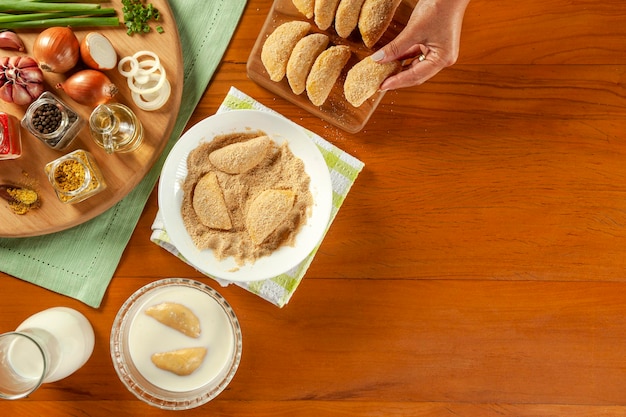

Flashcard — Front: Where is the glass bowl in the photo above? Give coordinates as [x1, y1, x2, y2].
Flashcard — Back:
[110, 278, 242, 410]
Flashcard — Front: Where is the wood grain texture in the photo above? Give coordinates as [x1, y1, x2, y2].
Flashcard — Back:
[2, 0, 626, 415]
[0, 0, 183, 237]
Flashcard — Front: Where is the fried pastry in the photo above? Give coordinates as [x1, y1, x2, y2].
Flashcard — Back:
[286, 33, 329, 95]
[314, 0, 341, 30]
[306, 45, 351, 106]
[335, 0, 366, 38]
[358, 0, 401, 48]
[192, 172, 232, 230]
[151, 347, 208, 376]
[292, 0, 314, 18]
[209, 135, 272, 174]
[261, 21, 311, 82]
[145, 302, 201, 338]
[246, 189, 296, 245]
[344, 55, 401, 107]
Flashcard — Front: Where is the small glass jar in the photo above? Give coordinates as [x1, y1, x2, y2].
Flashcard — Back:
[0, 112, 22, 160]
[44, 149, 106, 204]
[22, 92, 84, 150]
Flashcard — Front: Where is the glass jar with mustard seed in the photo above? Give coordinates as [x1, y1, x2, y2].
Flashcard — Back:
[22, 92, 84, 150]
[44, 149, 106, 204]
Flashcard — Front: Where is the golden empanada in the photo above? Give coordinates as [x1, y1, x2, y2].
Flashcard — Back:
[246, 189, 296, 245]
[306, 45, 351, 106]
[314, 0, 341, 30]
[192, 172, 232, 230]
[261, 21, 311, 82]
[286, 33, 329, 95]
[145, 302, 201, 338]
[209, 135, 272, 175]
[335, 0, 366, 38]
[344, 55, 401, 107]
[151, 347, 208, 376]
[292, 0, 314, 18]
[358, 0, 401, 48]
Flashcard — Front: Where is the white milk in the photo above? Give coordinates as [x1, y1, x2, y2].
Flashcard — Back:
[16, 307, 95, 383]
[127, 285, 235, 392]
[7, 333, 47, 380]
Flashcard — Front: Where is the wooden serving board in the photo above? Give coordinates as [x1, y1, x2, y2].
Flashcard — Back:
[0, 0, 183, 237]
[247, 0, 416, 133]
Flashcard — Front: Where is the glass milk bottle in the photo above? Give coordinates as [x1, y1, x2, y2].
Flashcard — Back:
[0, 307, 95, 399]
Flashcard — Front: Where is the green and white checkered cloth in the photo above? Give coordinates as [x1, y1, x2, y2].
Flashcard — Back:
[150, 87, 364, 307]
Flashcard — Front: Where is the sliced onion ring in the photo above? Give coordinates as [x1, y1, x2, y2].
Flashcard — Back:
[118, 56, 139, 78]
[132, 50, 160, 75]
[131, 78, 171, 111]
[127, 65, 167, 95]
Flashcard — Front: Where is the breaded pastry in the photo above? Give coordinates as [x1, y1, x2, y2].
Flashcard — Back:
[344, 55, 401, 107]
[246, 189, 296, 245]
[306, 45, 351, 106]
[145, 302, 202, 338]
[314, 0, 341, 30]
[286, 33, 329, 95]
[261, 21, 311, 82]
[292, 0, 314, 18]
[335, 0, 366, 38]
[192, 172, 232, 230]
[209, 135, 272, 174]
[151, 347, 208, 376]
[358, 0, 401, 48]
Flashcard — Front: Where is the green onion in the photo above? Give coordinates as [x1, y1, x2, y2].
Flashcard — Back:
[0, 1, 118, 30]
[0, 16, 119, 29]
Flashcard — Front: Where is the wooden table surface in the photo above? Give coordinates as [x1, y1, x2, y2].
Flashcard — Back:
[2, 0, 626, 415]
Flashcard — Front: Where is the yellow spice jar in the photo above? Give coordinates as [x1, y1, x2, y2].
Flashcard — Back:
[45, 149, 106, 204]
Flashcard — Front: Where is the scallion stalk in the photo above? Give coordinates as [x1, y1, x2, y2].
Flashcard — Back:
[0, 2, 102, 13]
[0, 16, 119, 29]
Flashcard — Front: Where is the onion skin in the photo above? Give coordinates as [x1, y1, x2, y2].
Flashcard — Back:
[56, 69, 119, 107]
[0, 55, 44, 105]
[33, 27, 80, 73]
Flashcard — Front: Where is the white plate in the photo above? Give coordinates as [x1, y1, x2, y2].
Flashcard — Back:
[158, 110, 333, 282]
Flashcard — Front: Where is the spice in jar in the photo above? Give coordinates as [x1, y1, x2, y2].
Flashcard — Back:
[45, 149, 106, 204]
[0, 112, 22, 160]
[22, 92, 84, 150]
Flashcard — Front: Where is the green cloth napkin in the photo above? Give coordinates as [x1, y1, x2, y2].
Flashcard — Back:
[150, 87, 365, 307]
[0, 0, 247, 308]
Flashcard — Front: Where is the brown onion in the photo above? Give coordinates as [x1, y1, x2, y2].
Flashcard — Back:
[56, 69, 118, 107]
[0, 56, 45, 105]
[33, 27, 80, 73]
[80, 32, 117, 71]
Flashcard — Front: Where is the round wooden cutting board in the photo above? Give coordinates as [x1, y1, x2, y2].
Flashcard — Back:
[0, 0, 183, 237]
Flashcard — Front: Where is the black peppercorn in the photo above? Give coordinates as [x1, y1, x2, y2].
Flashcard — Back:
[32, 103, 63, 134]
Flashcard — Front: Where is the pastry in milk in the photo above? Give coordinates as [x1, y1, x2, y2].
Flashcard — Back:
[261, 21, 311, 82]
[306, 45, 351, 106]
[334, 0, 366, 38]
[286, 33, 330, 95]
[358, 0, 402, 48]
[246, 189, 296, 245]
[344, 55, 401, 107]
[145, 302, 201, 338]
[208, 135, 272, 174]
[192, 172, 232, 230]
[151, 347, 208, 376]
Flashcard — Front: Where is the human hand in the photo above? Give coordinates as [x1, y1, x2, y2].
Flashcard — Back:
[372, 0, 470, 90]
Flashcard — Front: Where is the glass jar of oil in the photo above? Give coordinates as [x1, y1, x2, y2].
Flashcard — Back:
[89, 103, 143, 154]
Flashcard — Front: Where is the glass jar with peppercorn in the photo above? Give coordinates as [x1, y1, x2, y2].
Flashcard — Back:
[21, 92, 84, 150]
[0, 112, 22, 160]
[44, 149, 106, 204]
